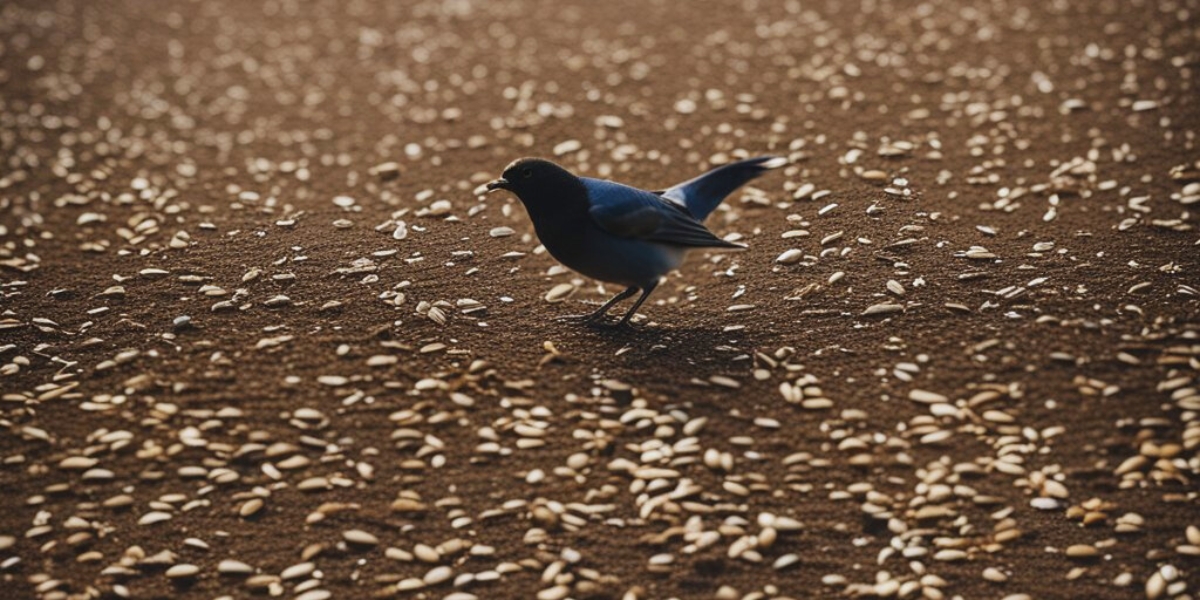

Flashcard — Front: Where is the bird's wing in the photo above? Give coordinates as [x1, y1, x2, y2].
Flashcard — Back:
[658, 156, 787, 221]
[582, 178, 744, 249]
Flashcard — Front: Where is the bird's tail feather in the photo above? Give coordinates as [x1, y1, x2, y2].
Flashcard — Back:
[659, 156, 786, 221]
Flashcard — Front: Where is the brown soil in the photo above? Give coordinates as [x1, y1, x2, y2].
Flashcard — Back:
[1, 0, 1198, 599]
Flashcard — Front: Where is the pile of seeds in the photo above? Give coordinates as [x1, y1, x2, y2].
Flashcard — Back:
[1, 0, 1198, 598]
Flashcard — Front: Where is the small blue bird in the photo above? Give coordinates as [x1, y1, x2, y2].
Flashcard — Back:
[485, 156, 785, 327]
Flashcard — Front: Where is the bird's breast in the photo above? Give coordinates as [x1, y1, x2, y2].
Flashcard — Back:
[536, 220, 685, 287]
[531, 214, 590, 258]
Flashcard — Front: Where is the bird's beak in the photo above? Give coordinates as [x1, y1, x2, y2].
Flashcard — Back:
[484, 178, 509, 193]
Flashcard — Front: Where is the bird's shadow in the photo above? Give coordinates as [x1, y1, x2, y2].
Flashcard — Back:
[545, 317, 782, 383]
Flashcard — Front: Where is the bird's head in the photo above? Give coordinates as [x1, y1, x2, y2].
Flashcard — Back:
[483, 158, 581, 207]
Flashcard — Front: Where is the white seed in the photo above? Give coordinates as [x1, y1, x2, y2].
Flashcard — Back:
[862, 303, 903, 316]
[982, 567, 1008, 582]
[545, 283, 576, 303]
[776, 249, 804, 264]
[424, 565, 453, 585]
[553, 140, 582, 156]
[537, 586, 570, 600]
[414, 544, 440, 563]
[138, 511, 173, 526]
[909, 389, 948, 404]
[218, 560, 254, 575]
[166, 564, 200, 579]
[343, 530, 379, 546]
[281, 563, 314, 580]
[773, 553, 800, 570]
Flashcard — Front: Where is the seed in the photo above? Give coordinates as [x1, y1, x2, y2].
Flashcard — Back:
[1146, 571, 1166, 599]
[773, 553, 800, 570]
[793, 183, 815, 200]
[218, 560, 254, 575]
[863, 303, 903, 316]
[909, 389, 948, 404]
[537, 586, 570, 600]
[776, 249, 804, 264]
[424, 565, 453, 585]
[264, 294, 292, 307]
[982, 567, 1008, 582]
[553, 140, 582, 156]
[138, 511, 173, 526]
[1177, 525, 1200, 547]
[239, 498, 263, 517]
[920, 430, 953, 444]
[166, 564, 200, 579]
[281, 563, 314, 580]
[370, 162, 401, 180]
[367, 355, 398, 367]
[59, 456, 98, 469]
[710, 375, 741, 389]
[395, 578, 425, 591]
[545, 283, 576, 303]
[343, 530, 379, 546]
[723, 481, 750, 496]
[414, 544, 441, 563]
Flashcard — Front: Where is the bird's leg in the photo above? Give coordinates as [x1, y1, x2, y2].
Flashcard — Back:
[606, 281, 658, 328]
[556, 286, 639, 323]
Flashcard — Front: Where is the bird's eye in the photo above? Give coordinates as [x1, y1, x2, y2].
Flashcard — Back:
[521, 168, 533, 179]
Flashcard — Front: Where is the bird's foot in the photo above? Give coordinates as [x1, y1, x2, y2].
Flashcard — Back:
[558, 312, 648, 330]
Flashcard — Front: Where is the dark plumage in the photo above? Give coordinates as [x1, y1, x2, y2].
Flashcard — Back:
[485, 156, 785, 327]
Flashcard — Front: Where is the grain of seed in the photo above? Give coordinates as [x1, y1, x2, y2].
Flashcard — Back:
[545, 283, 576, 303]
[239, 498, 264, 517]
[862, 303, 902, 316]
[166, 564, 200, 579]
[218, 560, 254, 575]
[776, 249, 804, 264]
[424, 566, 453, 585]
[343, 530, 379, 546]
[982, 567, 1008, 582]
[281, 563, 314, 580]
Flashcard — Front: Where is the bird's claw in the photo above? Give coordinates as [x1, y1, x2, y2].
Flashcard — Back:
[556, 310, 645, 330]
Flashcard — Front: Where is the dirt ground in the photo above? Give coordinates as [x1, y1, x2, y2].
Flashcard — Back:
[1, 0, 1198, 599]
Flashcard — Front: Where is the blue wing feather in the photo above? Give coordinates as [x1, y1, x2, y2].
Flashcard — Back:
[659, 156, 786, 220]
[582, 178, 743, 249]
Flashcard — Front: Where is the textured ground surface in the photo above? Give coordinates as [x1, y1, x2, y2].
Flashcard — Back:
[1, 0, 1199, 599]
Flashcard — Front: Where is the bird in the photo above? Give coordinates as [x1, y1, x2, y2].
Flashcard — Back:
[484, 156, 786, 327]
